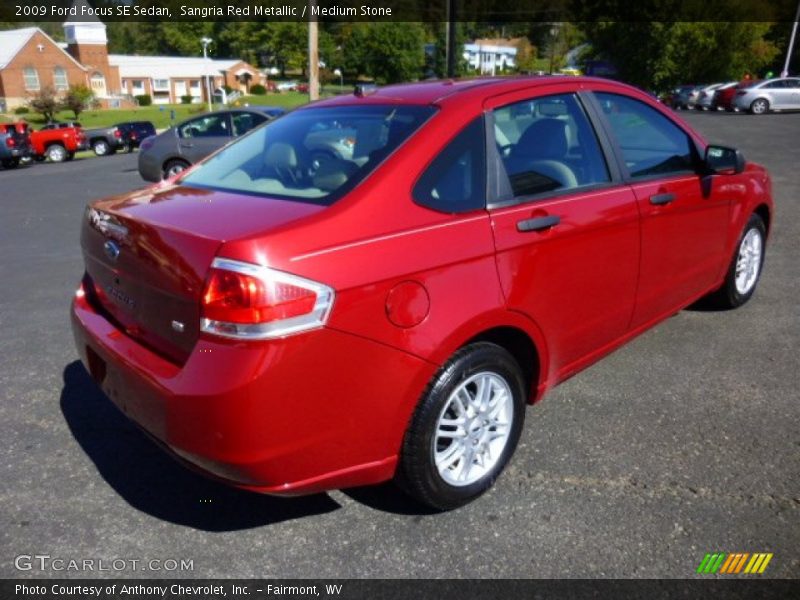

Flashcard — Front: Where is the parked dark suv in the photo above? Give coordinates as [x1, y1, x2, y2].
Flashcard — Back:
[115, 121, 156, 151]
[137, 108, 284, 181]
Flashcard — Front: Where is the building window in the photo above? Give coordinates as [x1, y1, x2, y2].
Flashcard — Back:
[53, 67, 68, 91]
[153, 79, 169, 90]
[23, 67, 40, 91]
[131, 80, 144, 93]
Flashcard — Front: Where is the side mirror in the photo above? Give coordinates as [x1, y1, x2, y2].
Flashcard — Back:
[705, 144, 745, 174]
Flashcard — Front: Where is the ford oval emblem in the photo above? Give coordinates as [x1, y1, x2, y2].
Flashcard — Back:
[103, 240, 121, 261]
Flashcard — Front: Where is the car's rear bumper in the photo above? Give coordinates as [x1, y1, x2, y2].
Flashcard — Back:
[137, 151, 162, 181]
[71, 287, 436, 495]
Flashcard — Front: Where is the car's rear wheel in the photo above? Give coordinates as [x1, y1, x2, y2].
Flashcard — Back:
[163, 159, 189, 179]
[397, 342, 526, 510]
[92, 139, 111, 156]
[1, 158, 20, 168]
[46, 144, 67, 162]
[750, 98, 769, 115]
[709, 213, 766, 309]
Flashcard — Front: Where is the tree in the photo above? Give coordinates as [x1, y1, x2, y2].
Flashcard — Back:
[61, 85, 94, 119]
[579, 22, 781, 91]
[360, 23, 427, 84]
[28, 86, 59, 122]
[429, 22, 469, 78]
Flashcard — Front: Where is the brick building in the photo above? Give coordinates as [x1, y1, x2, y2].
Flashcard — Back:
[0, 6, 264, 111]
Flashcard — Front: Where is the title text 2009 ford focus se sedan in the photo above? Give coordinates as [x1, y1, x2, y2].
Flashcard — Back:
[72, 77, 772, 510]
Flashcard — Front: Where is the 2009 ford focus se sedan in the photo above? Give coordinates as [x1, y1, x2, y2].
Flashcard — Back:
[72, 77, 773, 510]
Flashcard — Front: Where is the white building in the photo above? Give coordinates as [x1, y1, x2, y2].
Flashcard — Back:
[463, 41, 518, 75]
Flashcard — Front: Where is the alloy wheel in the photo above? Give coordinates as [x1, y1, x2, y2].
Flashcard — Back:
[433, 372, 514, 487]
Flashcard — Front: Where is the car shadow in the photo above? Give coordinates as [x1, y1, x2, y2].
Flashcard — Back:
[60, 361, 341, 531]
[341, 483, 441, 517]
[685, 295, 732, 312]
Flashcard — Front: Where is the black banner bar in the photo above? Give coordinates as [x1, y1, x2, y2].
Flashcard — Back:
[2, 579, 800, 600]
[1, 0, 799, 23]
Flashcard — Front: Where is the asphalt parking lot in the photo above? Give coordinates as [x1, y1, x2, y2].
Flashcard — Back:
[1, 111, 798, 579]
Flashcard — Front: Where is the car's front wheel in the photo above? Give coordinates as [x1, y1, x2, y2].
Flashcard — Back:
[397, 342, 526, 510]
[709, 213, 767, 309]
[750, 98, 770, 115]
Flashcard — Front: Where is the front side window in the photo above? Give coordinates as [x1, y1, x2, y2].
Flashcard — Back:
[413, 117, 486, 213]
[179, 114, 230, 138]
[181, 105, 435, 204]
[493, 93, 609, 198]
[23, 67, 40, 91]
[595, 92, 696, 178]
[53, 67, 68, 91]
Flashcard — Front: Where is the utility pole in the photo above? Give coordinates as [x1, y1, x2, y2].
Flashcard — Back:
[782, 0, 800, 77]
[446, 0, 457, 78]
[308, 1, 320, 101]
[201, 37, 213, 112]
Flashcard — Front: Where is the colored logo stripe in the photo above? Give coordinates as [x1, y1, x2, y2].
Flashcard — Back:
[697, 552, 773, 574]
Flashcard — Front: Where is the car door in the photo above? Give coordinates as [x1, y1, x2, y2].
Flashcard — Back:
[591, 92, 730, 329]
[485, 89, 640, 375]
[786, 78, 800, 109]
[177, 112, 233, 163]
[762, 80, 790, 109]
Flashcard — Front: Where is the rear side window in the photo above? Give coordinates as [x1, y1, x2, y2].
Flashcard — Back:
[181, 105, 435, 205]
[413, 117, 486, 213]
[595, 92, 697, 178]
[232, 112, 267, 136]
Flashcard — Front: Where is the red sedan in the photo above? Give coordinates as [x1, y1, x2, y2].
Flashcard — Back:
[72, 77, 773, 510]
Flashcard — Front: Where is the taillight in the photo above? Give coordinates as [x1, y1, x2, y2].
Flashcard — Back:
[200, 258, 334, 339]
[6, 137, 15, 148]
[114, 129, 122, 138]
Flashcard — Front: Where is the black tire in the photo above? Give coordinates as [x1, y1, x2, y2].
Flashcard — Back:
[396, 342, 526, 511]
[750, 98, 769, 115]
[2, 158, 20, 169]
[92, 139, 111, 156]
[708, 213, 767, 309]
[162, 159, 189, 179]
[45, 144, 67, 162]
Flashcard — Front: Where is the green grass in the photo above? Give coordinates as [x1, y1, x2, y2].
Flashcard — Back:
[0, 91, 324, 130]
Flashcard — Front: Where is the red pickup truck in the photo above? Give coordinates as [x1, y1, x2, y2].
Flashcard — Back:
[29, 124, 88, 162]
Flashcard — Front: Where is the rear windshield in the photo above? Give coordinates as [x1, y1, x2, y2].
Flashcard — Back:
[180, 104, 435, 204]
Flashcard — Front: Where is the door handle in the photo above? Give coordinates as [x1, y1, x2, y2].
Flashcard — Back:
[517, 215, 561, 232]
[180, 142, 194, 148]
[650, 192, 676, 206]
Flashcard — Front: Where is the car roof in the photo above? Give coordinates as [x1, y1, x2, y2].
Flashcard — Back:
[307, 76, 639, 108]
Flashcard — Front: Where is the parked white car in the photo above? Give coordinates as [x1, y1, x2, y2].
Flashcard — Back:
[733, 77, 800, 114]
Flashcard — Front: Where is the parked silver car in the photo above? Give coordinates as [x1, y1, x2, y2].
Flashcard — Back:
[733, 77, 800, 114]
[697, 82, 736, 110]
[137, 107, 285, 181]
[692, 83, 723, 110]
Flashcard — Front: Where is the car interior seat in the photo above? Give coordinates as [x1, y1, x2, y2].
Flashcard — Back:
[506, 118, 578, 189]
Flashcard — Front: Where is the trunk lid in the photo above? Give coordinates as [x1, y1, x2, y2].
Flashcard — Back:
[81, 184, 326, 363]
